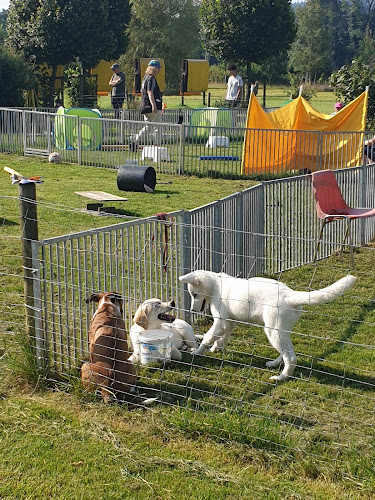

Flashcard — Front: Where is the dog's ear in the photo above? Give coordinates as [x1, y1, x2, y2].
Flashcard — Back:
[133, 304, 149, 329]
[109, 292, 122, 303]
[109, 292, 123, 313]
[179, 272, 200, 286]
[86, 293, 101, 304]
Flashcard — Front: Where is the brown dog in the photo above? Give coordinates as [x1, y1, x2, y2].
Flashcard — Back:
[81, 292, 136, 403]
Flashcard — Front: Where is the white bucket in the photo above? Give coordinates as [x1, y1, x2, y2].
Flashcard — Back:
[138, 329, 173, 365]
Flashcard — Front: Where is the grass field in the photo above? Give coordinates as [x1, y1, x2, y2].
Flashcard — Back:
[1, 154, 375, 499]
[97, 83, 338, 116]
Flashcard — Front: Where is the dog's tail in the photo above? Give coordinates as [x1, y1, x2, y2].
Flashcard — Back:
[286, 275, 357, 307]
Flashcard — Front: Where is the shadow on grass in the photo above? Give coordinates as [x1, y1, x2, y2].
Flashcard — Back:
[0, 218, 18, 226]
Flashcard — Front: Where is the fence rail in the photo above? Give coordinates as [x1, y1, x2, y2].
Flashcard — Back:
[1, 107, 374, 178]
[26, 163, 375, 373]
[4, 163, 375, 468]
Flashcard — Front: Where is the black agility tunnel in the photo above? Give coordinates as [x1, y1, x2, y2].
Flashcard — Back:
[117, 165, 157, 193]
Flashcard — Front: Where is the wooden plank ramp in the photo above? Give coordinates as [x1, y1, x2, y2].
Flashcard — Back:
[75, 191, 128, 212]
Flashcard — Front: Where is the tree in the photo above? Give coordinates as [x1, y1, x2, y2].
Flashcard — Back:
[330, 59, 375, 128]
[0, 9, 7, 45]
[288, 0, 335, 82]
[125, 0, 200, 93]
[6, 0, 130, 104]
[0, 47, 35, 106]
[199, 0, 296, 98]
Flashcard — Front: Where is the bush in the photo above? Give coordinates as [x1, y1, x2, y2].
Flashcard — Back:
[287, 72, 317, 101]
[65, 67, 97, 108]
[209, 64, 227, 84]
[330, 60, 375, 129]
[0, 48, 35, 106]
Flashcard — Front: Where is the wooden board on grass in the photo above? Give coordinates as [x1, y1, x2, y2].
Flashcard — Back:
[75, 191, 128, 202]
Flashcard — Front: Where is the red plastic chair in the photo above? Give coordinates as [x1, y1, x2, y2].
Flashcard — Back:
[311, 169, 375, 268]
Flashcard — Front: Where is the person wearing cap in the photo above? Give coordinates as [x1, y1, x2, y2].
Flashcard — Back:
[331, 102, 343, 115]
[226, 64, 243, 107]
[109, 63, 126, 117]
[130, 60, 163, 152]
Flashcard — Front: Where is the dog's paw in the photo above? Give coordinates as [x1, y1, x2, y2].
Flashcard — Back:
[193, 344, 209, 355]
[209, 345, 224, 353]
[269, 374, 288, 382]
[128, 354, 140, 364]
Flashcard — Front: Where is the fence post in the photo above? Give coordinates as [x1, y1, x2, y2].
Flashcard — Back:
[47, 113, 52, 153]
[257, 183, 266, 276]
[19, 182, 44, 369]
[120, 111, 124, 145]
[77, 116, 82, 165]
[180, 211, 191, 323]
[360, 164, 367, 245]
[316, 130, 323, 171]
[179, 124, 185, 175]
[22, 110, 27, 153]
[236, 193, 244, 276]
[213, 201, 223, 272]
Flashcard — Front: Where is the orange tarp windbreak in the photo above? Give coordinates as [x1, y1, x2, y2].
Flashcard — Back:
[241, 91, 368, 175]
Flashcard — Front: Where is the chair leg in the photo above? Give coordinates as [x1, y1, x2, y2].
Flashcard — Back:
[340, 224, 349, 256]
[313, 220, 327, 264]
[346, 220, 355, 270]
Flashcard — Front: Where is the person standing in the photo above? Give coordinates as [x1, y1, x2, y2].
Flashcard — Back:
[109, 63, 125, 117]
[225, 64, 243, 107]
[131, 60, 163, 152]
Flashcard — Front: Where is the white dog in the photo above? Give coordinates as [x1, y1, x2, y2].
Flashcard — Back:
[129, 298, 198, 363]
[179, 270, 356, 381]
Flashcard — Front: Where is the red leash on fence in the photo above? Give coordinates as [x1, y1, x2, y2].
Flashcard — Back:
[152, 212, 170, 272]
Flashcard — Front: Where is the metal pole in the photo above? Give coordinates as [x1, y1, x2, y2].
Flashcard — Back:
[180, 211, 191, 323]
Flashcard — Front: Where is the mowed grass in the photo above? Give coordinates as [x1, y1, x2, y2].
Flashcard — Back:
[98, 83, 338, 115]
[1, 154, 375, 498]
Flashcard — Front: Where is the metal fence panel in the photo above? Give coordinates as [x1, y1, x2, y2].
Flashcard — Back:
[34, 213, 185, 371]
[0, 108, 24, 154]
[1, 107, 375, 179]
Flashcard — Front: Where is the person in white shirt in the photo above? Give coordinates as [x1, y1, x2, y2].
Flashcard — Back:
[225, 64, 243, 107]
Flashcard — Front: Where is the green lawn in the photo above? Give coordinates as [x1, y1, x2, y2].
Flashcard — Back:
[1, 154, 374, 499]
[97, 83, 338, 115]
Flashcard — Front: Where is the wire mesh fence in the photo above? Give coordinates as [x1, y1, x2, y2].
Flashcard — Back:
[1, 107, 374, 178]
[1, 165, 375, 472]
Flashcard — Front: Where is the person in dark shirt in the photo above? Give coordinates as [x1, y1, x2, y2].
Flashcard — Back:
[130, 60, 163, 152]
[363, 136, 375, 164]
[109, 63, 125, 117]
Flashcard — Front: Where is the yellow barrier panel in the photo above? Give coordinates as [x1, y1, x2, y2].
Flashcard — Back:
[242, 91, 368, 175]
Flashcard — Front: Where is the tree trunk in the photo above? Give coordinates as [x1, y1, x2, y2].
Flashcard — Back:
[49, 65, 57, 107]
[245, 62, 252, 102]
[263, 81, 266, 108]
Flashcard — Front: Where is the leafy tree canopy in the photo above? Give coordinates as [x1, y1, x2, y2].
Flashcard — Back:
[330, 59, 375, 128]
[199, 0, 296, 93]
[0, 46, 35, 106]
[288, 0, 334, 82]
[125, 0, 200, 93]
[6, 0, 130, 69]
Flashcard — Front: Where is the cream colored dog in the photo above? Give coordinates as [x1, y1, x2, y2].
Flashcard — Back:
[129, 298, 198, 363]
[179, 270, 357, 381]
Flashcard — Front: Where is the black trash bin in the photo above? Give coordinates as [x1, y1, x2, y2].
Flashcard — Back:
[117, 165, 156, 193]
